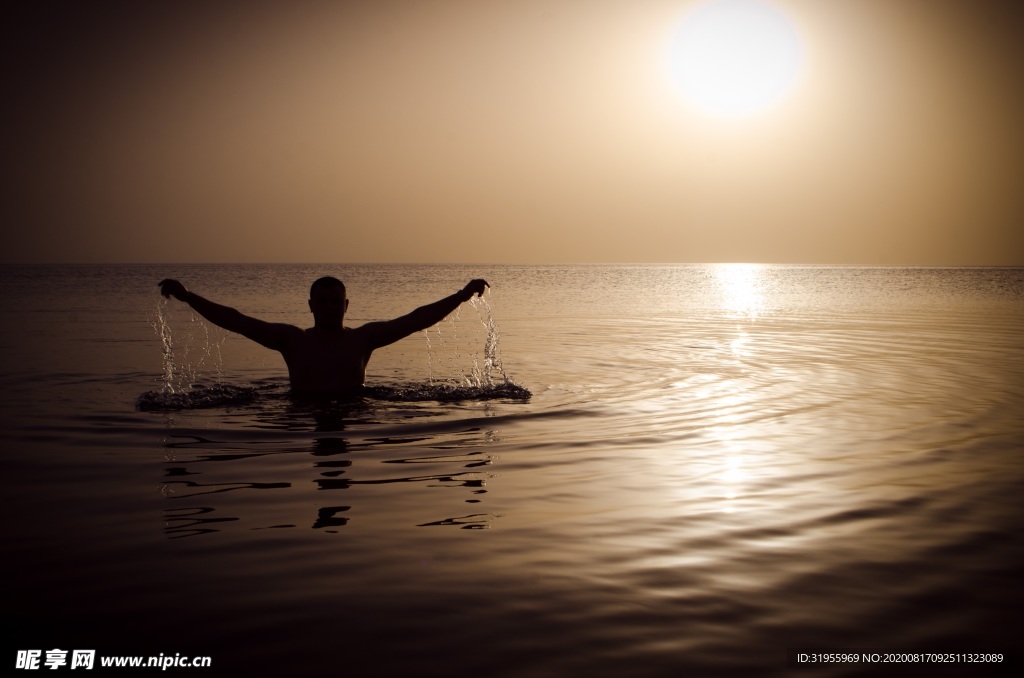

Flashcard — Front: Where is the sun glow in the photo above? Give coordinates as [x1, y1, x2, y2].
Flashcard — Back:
[669, 0, 804, 118]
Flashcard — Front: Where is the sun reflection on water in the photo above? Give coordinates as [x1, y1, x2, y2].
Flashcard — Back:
[675, 378, 765, 513]
[714, 431, 753, 513]
[714, 263, 767, 318]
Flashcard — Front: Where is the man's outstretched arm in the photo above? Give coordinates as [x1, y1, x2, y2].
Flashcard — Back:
[158, 279, 298, 351]
[362, 279, 489, 350]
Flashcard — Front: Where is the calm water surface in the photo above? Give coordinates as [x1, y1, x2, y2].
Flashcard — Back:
[2, 264, 1022, 676]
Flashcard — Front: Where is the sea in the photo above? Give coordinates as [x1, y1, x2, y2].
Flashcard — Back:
[2, 263, 1022, 676]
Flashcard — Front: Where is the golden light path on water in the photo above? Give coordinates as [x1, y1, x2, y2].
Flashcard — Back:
[712, 264, 763, 511]
[649, 264, 772, 517]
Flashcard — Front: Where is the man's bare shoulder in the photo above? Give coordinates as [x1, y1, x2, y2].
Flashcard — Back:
[348, 321, 385, 335]
[277, 323, 307, 338]
[224, 318, 304, 353]
[260, 322, 306, 350]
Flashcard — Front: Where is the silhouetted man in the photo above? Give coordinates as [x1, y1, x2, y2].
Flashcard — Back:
[158, 276, 488, 395]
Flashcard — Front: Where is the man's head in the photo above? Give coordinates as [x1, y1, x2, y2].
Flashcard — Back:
[308, 276, 348, 329]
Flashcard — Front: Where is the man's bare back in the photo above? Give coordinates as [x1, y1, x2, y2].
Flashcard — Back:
[158, 276, 489, 395]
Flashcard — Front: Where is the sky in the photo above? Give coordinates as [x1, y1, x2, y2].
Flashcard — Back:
[3, 0, 1022, 265]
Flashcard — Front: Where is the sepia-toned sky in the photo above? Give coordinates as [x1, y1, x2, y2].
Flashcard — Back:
[3, 0, 1022, 265]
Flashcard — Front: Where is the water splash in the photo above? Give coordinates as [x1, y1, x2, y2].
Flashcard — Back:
[425, 293, 518, 389]
[151, 298, 181, 394]
[136, 382, 262, 411]
[424, 305, 467, 385]
[148, 296, 227, 398]
[469, 295, 509, 387]
[363, 381, 530, 402]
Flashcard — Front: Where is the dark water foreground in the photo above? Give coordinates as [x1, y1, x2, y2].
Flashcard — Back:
[3, 264, 1023, 676]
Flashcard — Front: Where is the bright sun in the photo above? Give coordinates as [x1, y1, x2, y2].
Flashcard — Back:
[669, 0, 804, 118]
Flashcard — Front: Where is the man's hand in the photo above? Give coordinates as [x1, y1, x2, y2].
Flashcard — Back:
[158, 279, 189, 301]
[462, 279, 489, 299]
